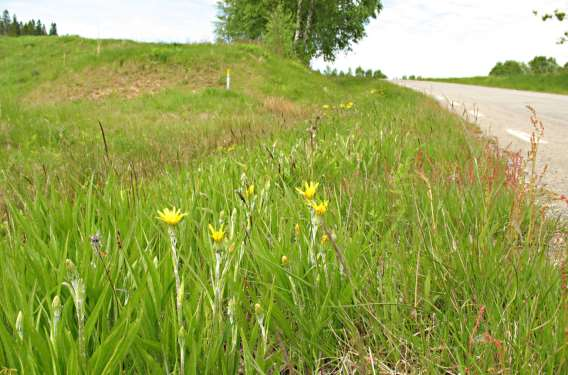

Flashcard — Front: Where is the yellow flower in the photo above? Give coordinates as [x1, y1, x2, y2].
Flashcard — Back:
[320, 234, 329, 245]
[157, 207, 187, 226]
[339, 103, 346, 109]
[345, 102, 354, 109]
[294, 223, 301, 237]
[245, 184, 255, 199]
[370, 89, 377, 94]
[322, 104, 330, 110]
[296, 181, 319, 201]
[311, 200, 329, 217]
[281, 255, 289, 266]
[208, 224, 225, 244]
[254, 303, 263, 315]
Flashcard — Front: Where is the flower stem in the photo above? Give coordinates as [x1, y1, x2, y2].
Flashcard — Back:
[167, 227, 184, 375]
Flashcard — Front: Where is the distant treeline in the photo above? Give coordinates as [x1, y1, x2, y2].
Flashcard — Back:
[489, 56, 568, 76]
[403, 56, 568, 81]
[0, 9, 57, 37]
[323, 65, 387, 79]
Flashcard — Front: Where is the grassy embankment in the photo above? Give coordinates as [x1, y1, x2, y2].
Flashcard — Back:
[430, 73, 568, 95]
[0, 36, 566, 373]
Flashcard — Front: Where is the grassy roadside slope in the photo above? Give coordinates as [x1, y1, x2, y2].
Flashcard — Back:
[430, 73, 568, 95]
[0, 37, 565, 373]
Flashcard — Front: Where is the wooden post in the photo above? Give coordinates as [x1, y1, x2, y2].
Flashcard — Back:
[226, 68, 231, 90]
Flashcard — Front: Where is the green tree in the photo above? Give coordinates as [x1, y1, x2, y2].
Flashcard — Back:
[489, 60, 528, 76]
[35, 20, 47, 35]
[263, 5, 294, 57]
[216, 0, 383, 63]
[9, 15, 20, 36]
[528, 56, 560, 74]
[22, 20, 33, 35]
[49, 23, 57, 36]
[1, 10, 10, 36]
[355, 66, 365, 77]
[535, 9, 567, 44]
[373, 69, 386, 79]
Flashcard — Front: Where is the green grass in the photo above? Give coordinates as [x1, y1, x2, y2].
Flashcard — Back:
[0, 36, 566, 373]
[429, 73, 568, 95]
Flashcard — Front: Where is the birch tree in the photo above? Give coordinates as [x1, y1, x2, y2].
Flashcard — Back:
[215, 0, 383, 63]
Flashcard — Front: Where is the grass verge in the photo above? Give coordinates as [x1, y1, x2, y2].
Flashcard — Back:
[0, 37, 566, 373]
[429, 73, 568, 95]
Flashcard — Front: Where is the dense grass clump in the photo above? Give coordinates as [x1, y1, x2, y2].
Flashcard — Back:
[0, 37, 566, 373]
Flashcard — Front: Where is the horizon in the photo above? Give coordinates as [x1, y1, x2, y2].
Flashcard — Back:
[1, 0, 567, 78]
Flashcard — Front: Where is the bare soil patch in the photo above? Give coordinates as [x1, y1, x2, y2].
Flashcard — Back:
[25, 62, 221, 104]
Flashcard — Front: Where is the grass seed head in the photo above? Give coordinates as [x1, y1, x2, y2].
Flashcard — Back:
[52, 295, 61, 312]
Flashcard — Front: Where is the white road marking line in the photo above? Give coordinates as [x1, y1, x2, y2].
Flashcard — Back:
[506, 129, 548, 144]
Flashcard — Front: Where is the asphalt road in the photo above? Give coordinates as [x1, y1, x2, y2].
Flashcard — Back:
[393, 80, 568, 208]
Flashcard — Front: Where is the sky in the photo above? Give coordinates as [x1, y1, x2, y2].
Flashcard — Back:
[2, 0, 568, 78]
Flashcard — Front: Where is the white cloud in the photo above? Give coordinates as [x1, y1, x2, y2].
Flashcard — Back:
[314, 0, 568, 77]
[3, 0, 567, 77]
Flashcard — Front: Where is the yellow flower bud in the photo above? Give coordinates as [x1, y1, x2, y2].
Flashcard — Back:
[65, 259, 77, 274]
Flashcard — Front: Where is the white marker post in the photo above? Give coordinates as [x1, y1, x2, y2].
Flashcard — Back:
[226, 68, 231, 90]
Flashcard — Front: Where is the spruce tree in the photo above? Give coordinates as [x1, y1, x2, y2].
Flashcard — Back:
[1, 10, 10, 36]
[22, 20, 31, 35]
[1, 9, 57, 37]
[49, 23, 57, 36]
[35, 20, 43, 35]
[9, 15, 20, 36]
